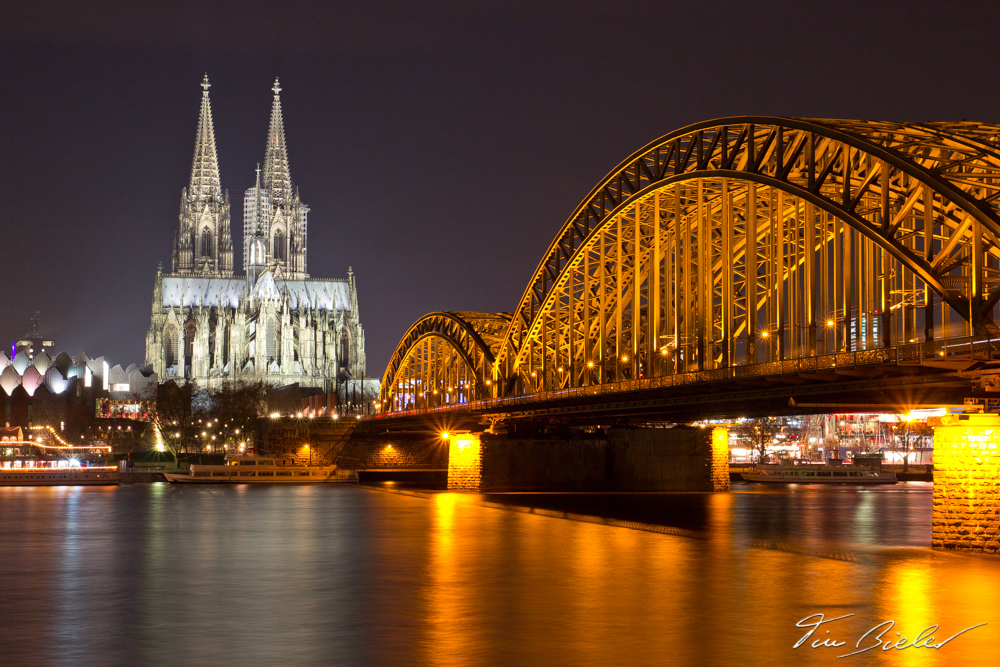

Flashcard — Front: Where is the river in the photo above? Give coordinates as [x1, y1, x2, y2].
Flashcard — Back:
[1, 481, 998, 666]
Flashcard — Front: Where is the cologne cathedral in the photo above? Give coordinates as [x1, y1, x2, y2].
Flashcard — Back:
[145, 76, 367, 391]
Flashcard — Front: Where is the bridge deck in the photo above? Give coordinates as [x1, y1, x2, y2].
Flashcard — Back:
[372, 340, 1000, 425]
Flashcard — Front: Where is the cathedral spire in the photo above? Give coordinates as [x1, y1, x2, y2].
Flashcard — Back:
[247, 164, 269, 283]
[189, 74, 221, 201]
[262, 78, 291, 204]
[253, 164, 265, 236]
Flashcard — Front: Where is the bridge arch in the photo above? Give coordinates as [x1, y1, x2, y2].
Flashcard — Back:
[379, 117, 1000, 411]
[379, 312, 510, 412]
[495, 117, 1000, 395]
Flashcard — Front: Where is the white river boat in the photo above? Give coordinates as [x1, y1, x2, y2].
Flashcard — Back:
[0, 466, 120, 486]
[740, 463, 897, 485]
[164, 455, 358, 484]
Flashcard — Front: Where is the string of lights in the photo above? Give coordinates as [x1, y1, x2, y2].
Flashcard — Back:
[27, 425, 111, 452]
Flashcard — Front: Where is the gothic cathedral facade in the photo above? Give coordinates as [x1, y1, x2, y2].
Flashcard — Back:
[145, 76, 367, 391]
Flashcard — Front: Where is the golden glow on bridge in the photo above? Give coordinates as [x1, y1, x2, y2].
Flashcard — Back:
[381, 117, 1000, 413]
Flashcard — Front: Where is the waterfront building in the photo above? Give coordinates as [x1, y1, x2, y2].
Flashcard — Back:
[145, 76, 367, 391]
[1, 345, 156, 428]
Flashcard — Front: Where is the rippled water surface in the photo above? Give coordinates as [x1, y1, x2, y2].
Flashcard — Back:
[1, 481, 998, 666]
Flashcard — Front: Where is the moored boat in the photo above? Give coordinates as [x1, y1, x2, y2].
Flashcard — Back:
[163, 454, 358, 484]
[740, 463, 897, 484]
[0, 466, 120, 486]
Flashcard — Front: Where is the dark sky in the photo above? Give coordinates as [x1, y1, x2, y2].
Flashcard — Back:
[3, 0, 1000, 374]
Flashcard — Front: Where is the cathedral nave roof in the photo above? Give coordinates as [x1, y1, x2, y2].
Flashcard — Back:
[161, 275, 351, 312]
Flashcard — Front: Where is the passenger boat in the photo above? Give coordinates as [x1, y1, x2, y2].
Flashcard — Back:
[740, 463, 897, 485]
[163, 455, 358, 484]
[0, 466, 120, 486]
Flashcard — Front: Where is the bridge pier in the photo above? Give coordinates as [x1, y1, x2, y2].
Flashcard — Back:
[931, 414, 1000, 553]
[447, 427, 729, 493]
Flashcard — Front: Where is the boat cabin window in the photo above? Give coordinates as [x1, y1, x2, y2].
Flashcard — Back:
[258, 471, 274, 476]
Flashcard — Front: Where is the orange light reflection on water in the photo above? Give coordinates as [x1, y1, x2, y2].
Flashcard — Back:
[412, 487, 1000, 667]
[7, 484, 996, 666]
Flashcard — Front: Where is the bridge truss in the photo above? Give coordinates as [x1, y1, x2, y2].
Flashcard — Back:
[381, 117, 1000, 414]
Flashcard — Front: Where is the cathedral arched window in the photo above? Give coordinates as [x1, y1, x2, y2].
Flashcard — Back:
[267, 320, 277, 360]
[340, 329, 351, 371]
[201, 228, 213, 257]
[184, 320, 197, 362]
[208, 319, 217, 367]
[273, 230, 285, 261]
[164, 326, 178, 369]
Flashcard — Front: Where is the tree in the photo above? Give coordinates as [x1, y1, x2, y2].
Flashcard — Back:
[150, 380, 198, 468]
[208, 380, 269, 452]
[730, 417, 790, 463]
[338, 379, 380, 415]
[892, 416, 932, 473]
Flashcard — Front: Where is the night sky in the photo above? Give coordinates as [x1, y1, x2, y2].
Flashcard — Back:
[4, 1, 1000, 375]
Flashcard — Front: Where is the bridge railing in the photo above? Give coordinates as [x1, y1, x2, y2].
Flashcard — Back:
[373, 335, 1000, 419]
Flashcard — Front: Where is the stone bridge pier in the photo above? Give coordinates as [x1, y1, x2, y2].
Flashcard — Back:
[446, 426, 730, 493]
[931, 414, 1000, 554]
[443, 417, 1000, 555]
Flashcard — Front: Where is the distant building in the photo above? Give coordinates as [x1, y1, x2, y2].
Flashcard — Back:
[15, 313, 54, 359]
[1, 349, 156, 428]
[145, 76, 367, 392]
[1, 426, 24, 443]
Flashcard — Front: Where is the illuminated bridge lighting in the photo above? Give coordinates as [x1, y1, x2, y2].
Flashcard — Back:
[377, 117, 1000, 414]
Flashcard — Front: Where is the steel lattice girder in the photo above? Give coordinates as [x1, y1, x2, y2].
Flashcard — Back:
[497, 117, 1000, 377]
[380, 312, 510, 407]
[382, 117, 1000, 409]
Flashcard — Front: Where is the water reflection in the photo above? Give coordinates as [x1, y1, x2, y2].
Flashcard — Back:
[0, 482, 997, 666]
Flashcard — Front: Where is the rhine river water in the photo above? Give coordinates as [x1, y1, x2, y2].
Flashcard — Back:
[1, 481, 998, 666]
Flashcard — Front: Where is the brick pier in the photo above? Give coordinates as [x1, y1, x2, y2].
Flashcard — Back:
[931, 413, 1000, 553]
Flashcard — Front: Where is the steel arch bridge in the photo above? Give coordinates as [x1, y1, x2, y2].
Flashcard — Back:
[380, 117, 1000, 415]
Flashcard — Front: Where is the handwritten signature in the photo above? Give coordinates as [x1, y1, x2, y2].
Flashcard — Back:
[794, 613, 987, 658]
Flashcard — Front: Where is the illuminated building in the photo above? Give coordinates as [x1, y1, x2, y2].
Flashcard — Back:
[1, 348, 155, 430]
[145, 76, 368, 391]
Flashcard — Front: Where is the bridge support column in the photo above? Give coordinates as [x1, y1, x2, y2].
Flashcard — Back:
[444, 426, 729, 492]
[709, 427, 731, 492]
[447, 433, 483, 491]
[930, 414, 1000, 553]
